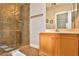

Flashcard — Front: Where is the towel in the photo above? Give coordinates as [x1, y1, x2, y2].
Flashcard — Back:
[10, 49, 26, 56]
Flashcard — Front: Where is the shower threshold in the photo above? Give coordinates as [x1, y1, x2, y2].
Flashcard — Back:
[0, 44, 16, 52]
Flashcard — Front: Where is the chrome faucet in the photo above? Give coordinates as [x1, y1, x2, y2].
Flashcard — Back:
[56, 29, 58, 32]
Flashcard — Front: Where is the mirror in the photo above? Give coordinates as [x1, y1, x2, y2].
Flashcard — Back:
[46, 3, 79, 30]
[56, 11, 71, 29]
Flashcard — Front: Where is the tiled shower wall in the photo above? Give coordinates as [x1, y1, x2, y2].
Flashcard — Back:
[0, 4, 29, 48]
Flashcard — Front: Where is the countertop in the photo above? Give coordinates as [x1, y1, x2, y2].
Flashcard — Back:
[40, 29, 79, 34]
[40, 32, 79, 34]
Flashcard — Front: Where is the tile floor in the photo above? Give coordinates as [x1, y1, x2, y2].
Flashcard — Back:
[0, 45, 39, 56]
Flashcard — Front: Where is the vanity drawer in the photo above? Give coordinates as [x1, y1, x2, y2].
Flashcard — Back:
[61, 34, 79, 39]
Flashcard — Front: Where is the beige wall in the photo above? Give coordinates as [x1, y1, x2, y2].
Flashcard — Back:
[46, 3, 77, 29]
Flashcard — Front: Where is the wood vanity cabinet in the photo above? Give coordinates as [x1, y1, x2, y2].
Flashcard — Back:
[39, 33, 79, 56]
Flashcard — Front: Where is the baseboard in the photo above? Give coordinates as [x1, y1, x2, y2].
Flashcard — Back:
[30, 43, 39, 48]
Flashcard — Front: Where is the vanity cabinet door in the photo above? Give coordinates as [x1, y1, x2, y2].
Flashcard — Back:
[47, 34, 61, 56]
[39, 33, 60, 56]
[60, 34, 79, 56]
[40, 34, 48, 55]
